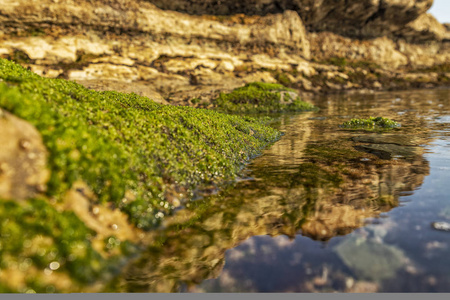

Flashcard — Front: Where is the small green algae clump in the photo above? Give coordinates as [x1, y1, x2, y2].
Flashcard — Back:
[0, 199, 120, 292]
[213, 82, 317, 113]
[340, 117, 400, 130]
[0, 58, 281, 230]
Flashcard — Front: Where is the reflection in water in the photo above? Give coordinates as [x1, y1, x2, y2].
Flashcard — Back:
[117, 89, 450, 292]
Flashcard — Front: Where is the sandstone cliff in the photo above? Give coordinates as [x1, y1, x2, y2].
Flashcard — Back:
[150, 0, 444, 41]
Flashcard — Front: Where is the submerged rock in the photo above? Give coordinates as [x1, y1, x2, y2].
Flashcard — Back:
[355, 144, 422, 160]
[340, 117, 400, 130]
[335, 235, 408, 281]
[351, 135, 419, 146]
[431, 222, 450, 232]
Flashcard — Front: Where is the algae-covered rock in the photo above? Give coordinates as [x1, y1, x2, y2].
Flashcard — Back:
[0, 57, 283, 292]
[213, 82, 317, 113]
[340, 117, 400, 130]
[0, 58, 281, 230]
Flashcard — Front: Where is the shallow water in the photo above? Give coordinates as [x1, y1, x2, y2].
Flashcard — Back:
[119, 88, 450, 293]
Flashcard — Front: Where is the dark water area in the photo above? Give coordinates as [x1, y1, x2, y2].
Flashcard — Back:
[118, 88, 450, 293]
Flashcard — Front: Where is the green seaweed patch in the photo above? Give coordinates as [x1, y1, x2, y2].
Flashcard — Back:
[0, 198, 135, 293]
[0, 58, 281, 230]
[213, 82, 317, 113]
[317, 57, 381, 70]
[340, 117, 400, 130]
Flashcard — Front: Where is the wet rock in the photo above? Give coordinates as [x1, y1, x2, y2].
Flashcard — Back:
[335, 235, 408, 281]
[325, 81, 342, 90]
[279, 91, 298, 104]
[402, 72, 439, 83]
[372, 81, 382, 89]
[299, 77, 314, 91]
[431, 222, 450, 232]
[63, 181, 142, 249]
[355, 144, 422, 160]
[0, 110, 49, 200]
[346, 281, 379, 293]
[351, 135, 419, 146]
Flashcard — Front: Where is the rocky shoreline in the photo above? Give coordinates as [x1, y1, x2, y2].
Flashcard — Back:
[0, 0, 449, 293]
[0, 0, 449, 106]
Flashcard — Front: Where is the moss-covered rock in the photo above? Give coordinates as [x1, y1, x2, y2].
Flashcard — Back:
[0, 58, 285, 292]
[0, 199, 121, 292]
[213, 82, 317, 113]
[0, 58, 281, 230]
[340, 117, 400, 130]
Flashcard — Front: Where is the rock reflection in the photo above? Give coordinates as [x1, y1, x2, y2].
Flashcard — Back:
[118, 95, 433, 292]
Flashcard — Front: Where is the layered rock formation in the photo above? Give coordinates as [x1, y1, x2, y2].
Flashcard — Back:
[150, 0, 443, 41]
[0, 0, 448, 103]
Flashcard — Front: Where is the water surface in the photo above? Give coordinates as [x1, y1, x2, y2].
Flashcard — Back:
[120, 88, 450, 292]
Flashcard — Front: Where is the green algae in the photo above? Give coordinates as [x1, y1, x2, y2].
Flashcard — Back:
[0, 58, 281, 230]
[0, 58, 283, 292]
[0, 198, 135, 293]
[213, 82, 317, 113]
[340, 117, 400, 130]
[317, 57, 381, 70]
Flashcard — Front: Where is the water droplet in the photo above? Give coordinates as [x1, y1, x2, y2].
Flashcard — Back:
[49, 261, 60, 270]
[44, 268, 53, 275]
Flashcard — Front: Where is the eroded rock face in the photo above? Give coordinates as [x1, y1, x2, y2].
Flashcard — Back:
[0, 0, 310, 58]
[309, 30, 450, 69]
[0, 109, 49, 200]
[0, 0, 448, 101]
[148, 0, 439, 41]
[0, 0, 312, 102]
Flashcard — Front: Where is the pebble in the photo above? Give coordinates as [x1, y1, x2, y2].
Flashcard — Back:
[431, 222, 450, 232]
